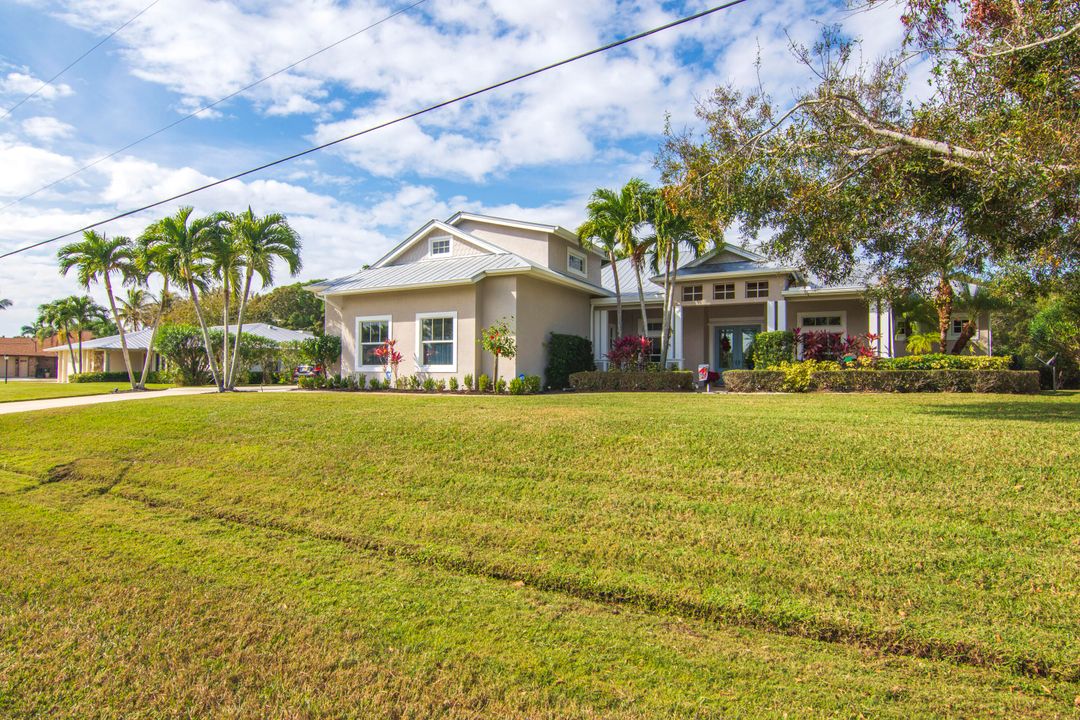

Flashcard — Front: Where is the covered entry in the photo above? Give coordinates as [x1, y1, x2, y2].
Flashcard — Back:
[711, 325, 760, 371]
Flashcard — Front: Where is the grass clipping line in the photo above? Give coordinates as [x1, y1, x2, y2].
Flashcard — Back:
[59, 465, 1061, 683]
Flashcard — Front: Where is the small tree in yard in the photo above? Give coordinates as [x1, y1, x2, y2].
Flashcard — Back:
[299, 335, 342, 378]
[373, 339, 403, 385]
[480, 317, 516, 391]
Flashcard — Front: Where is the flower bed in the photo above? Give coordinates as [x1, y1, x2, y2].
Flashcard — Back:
[569, 370, 696, 392]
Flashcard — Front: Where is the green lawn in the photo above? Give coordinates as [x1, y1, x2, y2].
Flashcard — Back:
[0, 392, 1077, 718]
[0, 380, 171, 403]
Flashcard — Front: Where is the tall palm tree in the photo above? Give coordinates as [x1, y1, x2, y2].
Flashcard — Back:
[58, 231, 138, 388]
[118, 288, 155, 331]
[140, 206, 225, 390]
[21, 317, 54, 343]
[220, 207, 301, 389]
[579, 179, 651, 337]
[40, 299, 78, 374]
[646, 188, 704, 365]
[206, 218, 242, 389]
[131, 234, 172, 389]
[577, 213, 624, 338]
[67, 295, 107, 374]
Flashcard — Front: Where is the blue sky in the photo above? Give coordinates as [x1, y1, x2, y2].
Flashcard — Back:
[0, 0, 911, 335]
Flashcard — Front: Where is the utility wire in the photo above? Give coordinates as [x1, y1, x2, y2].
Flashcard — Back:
[0, 0, 431, 213]
[0, 0, 752, 261]
[0, 0, 163, 121]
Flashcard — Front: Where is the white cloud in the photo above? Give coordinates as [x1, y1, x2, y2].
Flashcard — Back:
[0, 140, 79, 195]
[0, 71, 74, 102]
[21, 116, 75, 142]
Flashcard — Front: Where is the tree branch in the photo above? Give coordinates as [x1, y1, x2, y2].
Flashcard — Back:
[968, 20, 1080, 58]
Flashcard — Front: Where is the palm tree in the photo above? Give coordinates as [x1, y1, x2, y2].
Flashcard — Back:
[21, 317, 54, 343]
[40, 299, 78, 374]
[139, 207, 225, 390]
[131, 235, 172, 389]
[646, 188, 703, 365]
[579, 179, 651, 336]
[206, 218, 242, 389]
[58, 231, 138, 388]
[220, 207, 301, 389]
[67, 295, 107, 374]
[118, 288, 155, 331]
[577, 213, 624, 338]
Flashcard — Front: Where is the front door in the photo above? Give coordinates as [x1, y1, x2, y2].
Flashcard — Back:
[714, 325, 760, 371]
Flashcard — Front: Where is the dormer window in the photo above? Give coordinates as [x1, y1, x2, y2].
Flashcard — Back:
[429, 236, 451, 256]
[567, 248, 587, 276]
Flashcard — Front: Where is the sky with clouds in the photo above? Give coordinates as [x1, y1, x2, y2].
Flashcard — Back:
[0, 0, 914, 335]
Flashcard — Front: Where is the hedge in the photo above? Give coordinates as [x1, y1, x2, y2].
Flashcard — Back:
[722, 370, 785, 392]
[750, 331, 795, 368]
[569, 370, 695, 392]
[876, 354, 1012, 371]
[723, 369, 1039, 394]
[545, 333, 595, 389]
[813, 370, 1039, 393]
[70, 371, 163, 384]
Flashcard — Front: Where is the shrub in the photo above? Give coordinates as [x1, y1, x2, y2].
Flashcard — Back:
[545, 333, 595, 389]
[813, 370, 1040, 394]
[297, 335, 342, 377]
[569, 371, 695, 392]
[796, 330, 844, 361]
[406, 375, 421, 391]
[606, 335, 652, 371]
[154, 323, 214, 385]
[525, 375, 541, 394]
[722, 370, 785, 392]
[877, 354, 1012, 371]
[509, 377, 525, 395]
[478, 374, 491, 393]
[70, 371, 163, 384]
[463, 374, 473, 391]
[368, 377, 383, 391]
[750, 331, 795, 368]
[420, 377, 435, 392]
[297, 376, 316, 390]
[766, 360, 839, 392]
[495, 378, 507, 394]
[448, 377, 459, 392]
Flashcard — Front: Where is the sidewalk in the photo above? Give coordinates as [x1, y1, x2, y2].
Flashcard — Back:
[0, 385, 296, 416]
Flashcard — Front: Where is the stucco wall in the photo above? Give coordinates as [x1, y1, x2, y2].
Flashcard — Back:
[674, 273, 789, 306]
[455, 220, 550, 265]
[389, 232, 488, 265]
[513, 275, 593, 380]
[785, 298, 870, 336]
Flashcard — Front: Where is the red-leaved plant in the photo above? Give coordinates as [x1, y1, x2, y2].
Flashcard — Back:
[373, 339, 403, 384]
[606, 335, 653, 371]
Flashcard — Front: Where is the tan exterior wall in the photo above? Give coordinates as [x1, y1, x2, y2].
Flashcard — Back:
[455, 220, 551, 265]
[513, 275, 593, 380]
[544, 234, 603, 288]
[675, 273, 788, 306]
[475, 275, 518, 380]
[390, 232, 488, 265]
[785, 298, 870, 336]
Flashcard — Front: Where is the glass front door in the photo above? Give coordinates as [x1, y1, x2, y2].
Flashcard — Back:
[714, 325, 760, 371]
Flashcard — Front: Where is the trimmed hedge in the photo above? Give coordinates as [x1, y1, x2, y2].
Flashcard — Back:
[876, 354, 1012, 371]
[813, 370, 1039, 394]
[722, 370, 785, 392]
[70, 371, 163, 384]
[750, 331, 795, 368]
[545, 333, 595, 390]
[724, 369, 1039, 394]
[569, 370, 695, 392]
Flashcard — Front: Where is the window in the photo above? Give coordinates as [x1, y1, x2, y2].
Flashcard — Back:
[429, 236, 451, 256]
[417, 312, 456, 370]
[682, 285, 703, 302]
[713, 283, 735, 300]
[356, 316, 391, 369]
[801, 315, 844, 327]
[640, 320, 663, 363]
[951, 317, 967, 334]
[567, 248, 587, 275]
[745, 281, 769, 299]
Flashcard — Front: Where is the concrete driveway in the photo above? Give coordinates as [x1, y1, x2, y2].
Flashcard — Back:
[0, 385, 297, 416]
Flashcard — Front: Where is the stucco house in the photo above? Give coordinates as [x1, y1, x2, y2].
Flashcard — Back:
[311, 212, 992, 384]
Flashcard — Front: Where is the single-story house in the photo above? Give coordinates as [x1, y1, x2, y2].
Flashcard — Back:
[0, 337, 60, 379]
[43, 322, 314, 382]
[310, 212, 992, 384]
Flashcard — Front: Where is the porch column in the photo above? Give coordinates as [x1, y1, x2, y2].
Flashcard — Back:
[596, 309, 610, 367]
[775, 300, 787, 331]
[671, 304, 684, 369]
[766, 300, 787, 332]
[868, 301, 894, 357]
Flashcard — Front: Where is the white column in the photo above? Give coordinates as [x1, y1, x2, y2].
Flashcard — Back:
[673, 305, 684, 369]
[597, 309, 610, 367]
[868, 301, 894, 357]
[775, 300, 787, 331]
[765, 302, 777, 331]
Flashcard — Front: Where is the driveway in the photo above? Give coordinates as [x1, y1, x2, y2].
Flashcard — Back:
[0, 385, 297, 416]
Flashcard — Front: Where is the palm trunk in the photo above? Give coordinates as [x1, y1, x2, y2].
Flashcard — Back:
[77, 332, 84, 374]
[633, 258, 649, 338]
[63, 328, 76, 379]
[609, 251, 623, 339]
[104, 275, 137, 389]
[659, 247, 675, 366]
[493, 353, 499, 393]
[221, 277, 231, 390]
[138, 278, 168, 389]
[950, 320, 977, 355]
[227, 269, 254, 389]
[934, 275, 954, 355]
[188, 278, 223, 390]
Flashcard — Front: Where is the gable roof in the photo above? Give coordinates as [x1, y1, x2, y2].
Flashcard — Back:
[371, 220, 506, 268]
[684, 243, 769, 267]
[447, 211, 583, 246]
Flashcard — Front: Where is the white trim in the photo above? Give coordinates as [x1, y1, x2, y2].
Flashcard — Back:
[796, 310, 847, 334]
[427, 234, 452, 258]
[685, 243, 768, 266]
[355, 315, 392, 371]
[446, 211, 591, 252]
[566, 247, 587, 277]
[783, 285, 867, 299]
[373, 220, 506, 268]
[415, 310, 457, 373]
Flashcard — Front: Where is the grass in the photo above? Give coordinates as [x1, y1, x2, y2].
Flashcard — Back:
[0, 391, 1077, 717]
[0, 380, 171, 403]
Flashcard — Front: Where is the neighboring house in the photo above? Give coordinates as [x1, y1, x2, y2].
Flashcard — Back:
[0, 337, 59, 379]
[312, 212, 993, 384]
[43, 323, 313, 382]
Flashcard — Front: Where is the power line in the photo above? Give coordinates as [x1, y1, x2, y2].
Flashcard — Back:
[0, 0, 752, 261]
[0, 0, 431, 213]
[0, 0, 163, 121]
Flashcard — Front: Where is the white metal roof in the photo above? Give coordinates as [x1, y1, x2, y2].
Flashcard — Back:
[43, 322, 313, 351]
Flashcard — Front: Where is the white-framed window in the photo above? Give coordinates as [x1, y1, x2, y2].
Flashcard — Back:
[714, 283, 735, 300]
[416, 311, 457, 371]
[682, 285, 703, 302]
[356, 315, 392, 370]
[567, 248, 587, 276]
[951, 316, 968, 334]
[745, 281, 769, 299]
[429, 235, 452, 257]
[796, 311, 846, 334]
